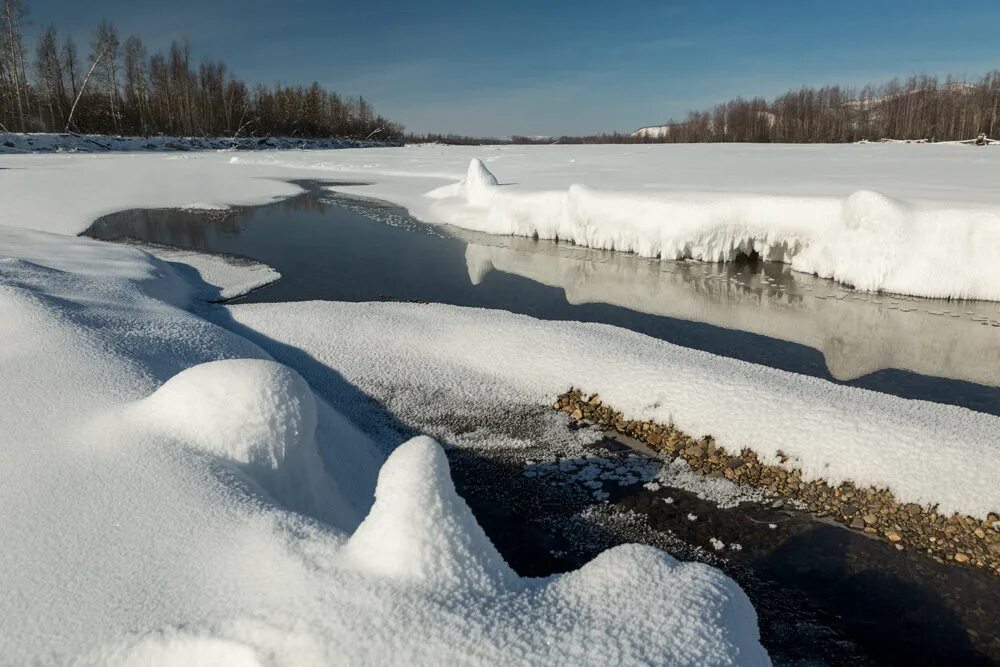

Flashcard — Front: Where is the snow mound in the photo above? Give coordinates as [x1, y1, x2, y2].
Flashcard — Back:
[346, 436, 517, 591]
[139, 359, 316, 469]
[465, 158, 500, 206]
[548, 544, 768, 666]
[133, 358, 379, 531]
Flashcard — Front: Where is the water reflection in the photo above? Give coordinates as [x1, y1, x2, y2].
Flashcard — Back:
[83, 181, 1000, 413]
[460, 232, 1000, 386]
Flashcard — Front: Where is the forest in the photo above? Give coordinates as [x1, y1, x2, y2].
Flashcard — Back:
[413, 74, 1000, 145]
[641, 74, 1000, 143]
[0, 0, 403, 140]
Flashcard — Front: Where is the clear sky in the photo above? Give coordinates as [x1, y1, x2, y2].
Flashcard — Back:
[20, 0, 1000, 136]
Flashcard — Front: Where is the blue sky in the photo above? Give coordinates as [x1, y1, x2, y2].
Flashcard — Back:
[22, 0, 1000, 136]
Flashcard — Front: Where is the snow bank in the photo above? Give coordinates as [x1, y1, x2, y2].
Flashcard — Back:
[137, 243, 280, 300]
[426, 160, 1000, 300]
[0, 152, 303, 235]
[226, 300, 1000, 519]
[0, 224, 768, 664]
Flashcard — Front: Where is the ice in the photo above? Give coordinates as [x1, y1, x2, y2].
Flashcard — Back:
[0, 226, 769, 664]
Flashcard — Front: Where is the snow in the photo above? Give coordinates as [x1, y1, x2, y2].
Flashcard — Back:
[4, 142, 1000, 662]
[0, 152, 302, 235]
[5, 143, 1000, 301]
[137, 243, 280, 300]
[233, 143, 1000, 301]
[631, 124, 673, 139]
[432, 163, 1000, 301]
[224, 300, 1000, 519]
[345, 436, 518, 592]
[0, 223, 769, 663]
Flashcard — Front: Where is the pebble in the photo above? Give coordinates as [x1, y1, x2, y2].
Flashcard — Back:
[553, 388, 1000, 576]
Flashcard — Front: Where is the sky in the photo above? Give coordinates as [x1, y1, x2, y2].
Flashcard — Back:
[21, 0, 1000, 136]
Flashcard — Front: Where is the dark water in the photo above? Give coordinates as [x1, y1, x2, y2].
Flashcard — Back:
[84, 180, 1000, 415]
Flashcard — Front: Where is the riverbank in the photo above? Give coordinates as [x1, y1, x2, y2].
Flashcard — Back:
[554, 388, 1000, 576]
[0, 132, 400, 154]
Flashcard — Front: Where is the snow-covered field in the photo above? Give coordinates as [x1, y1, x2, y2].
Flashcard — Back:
[2, 143, 999, 663]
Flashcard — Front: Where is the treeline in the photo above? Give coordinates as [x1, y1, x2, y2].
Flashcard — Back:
[415, 73, 1000, 146]
[651, 73, 1000, 143]
[407, 132, 641, 145]
[0, 0, 403, 140]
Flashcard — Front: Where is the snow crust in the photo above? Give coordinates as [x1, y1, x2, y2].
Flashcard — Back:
[226, 300, 1000, 519]
[0, 226, 768, 664]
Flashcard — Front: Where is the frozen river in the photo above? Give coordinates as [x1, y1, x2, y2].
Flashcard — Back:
[85, 180, 1000, 416]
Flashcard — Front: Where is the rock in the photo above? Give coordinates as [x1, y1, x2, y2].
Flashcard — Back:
[726, 457, 744, 469]
[885, 531, 902, 542]
[850, 517, 866, 530]
[954, 552, 970, 563]
[842, 504, 859, 516]
[974, 528, 986, 539]
[683, 445, 706, 459]
[863, 514, 878, 525]
[570, 409, 583, 420]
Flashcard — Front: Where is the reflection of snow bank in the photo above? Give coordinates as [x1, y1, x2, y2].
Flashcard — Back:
[428, 159, 1000, 301]
[0, 227, 769, 665]
[228, 299, 1000, 520]
[462, 239, 1000, 385]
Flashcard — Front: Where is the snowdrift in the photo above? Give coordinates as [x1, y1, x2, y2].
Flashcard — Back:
[425, 159, 1000, 301]
[0, 227, 769, 665]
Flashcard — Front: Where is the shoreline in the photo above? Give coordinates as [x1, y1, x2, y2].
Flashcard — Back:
[554, 388, 1000, 576]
